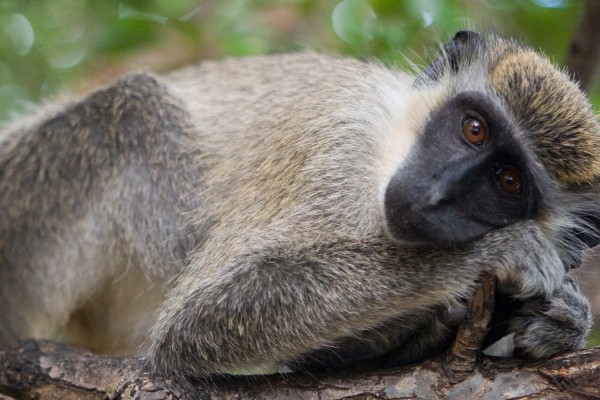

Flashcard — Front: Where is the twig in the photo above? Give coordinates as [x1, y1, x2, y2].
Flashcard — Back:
[447, 273, 496, 380]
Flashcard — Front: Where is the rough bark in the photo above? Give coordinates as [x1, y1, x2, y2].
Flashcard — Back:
[1, 340, 600, 400]
[447, 274, 496, 380]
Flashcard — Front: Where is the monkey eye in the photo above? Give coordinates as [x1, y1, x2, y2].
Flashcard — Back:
[494, 166, 523, 194]
[462, 115, 486, 146]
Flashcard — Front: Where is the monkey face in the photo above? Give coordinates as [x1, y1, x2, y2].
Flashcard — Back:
[383, 91, 544, 247]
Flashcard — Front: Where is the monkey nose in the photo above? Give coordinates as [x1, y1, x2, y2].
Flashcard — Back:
[423, 178, 457, 208]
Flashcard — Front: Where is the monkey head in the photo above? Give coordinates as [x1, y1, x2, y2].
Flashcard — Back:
[383, 31, 600, 253]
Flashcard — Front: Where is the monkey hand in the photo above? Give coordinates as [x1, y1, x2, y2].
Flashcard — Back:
[478, 222, 592, 358]
[477, 222, 566, 300]
[507, 276, 591, 358]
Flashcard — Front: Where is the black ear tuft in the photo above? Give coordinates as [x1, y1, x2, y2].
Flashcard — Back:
[453, 30, 481, 45]
[415, 30, 483, 86]
[445, 30, 483, 73]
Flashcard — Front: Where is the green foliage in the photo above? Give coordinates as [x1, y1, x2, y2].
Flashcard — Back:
[0, 0, 593, 123]
[588, 328, 600, 347]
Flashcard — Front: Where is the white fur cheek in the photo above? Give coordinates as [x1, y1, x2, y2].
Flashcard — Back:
[373, 81, 449, 225]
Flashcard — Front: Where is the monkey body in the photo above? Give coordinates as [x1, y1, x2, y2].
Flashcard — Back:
[0, 33, 597, 379]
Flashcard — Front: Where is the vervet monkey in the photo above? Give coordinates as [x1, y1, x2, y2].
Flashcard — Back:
[0, 31, 598, 380]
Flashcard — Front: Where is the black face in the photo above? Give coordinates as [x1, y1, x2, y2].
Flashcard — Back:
[384, 91, 543, 247]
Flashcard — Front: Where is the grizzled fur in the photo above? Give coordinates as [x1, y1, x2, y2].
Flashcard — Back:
[0, 32, 597, 380]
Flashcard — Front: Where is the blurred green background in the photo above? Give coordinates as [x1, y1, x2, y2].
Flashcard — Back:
[1, 0, 599, 346]
[0, 0, 597, 123]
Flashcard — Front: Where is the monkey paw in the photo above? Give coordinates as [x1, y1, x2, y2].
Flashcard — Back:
[507, 276, 591, 359]
[487, 222, 567, 300]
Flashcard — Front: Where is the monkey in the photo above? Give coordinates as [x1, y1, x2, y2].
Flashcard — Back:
[0, 30, 598, 380]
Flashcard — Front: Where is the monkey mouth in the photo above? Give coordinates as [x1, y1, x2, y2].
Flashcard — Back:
[385, 203, 495, 249]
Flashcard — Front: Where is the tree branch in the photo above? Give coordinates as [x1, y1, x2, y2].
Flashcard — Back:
[447, 273, 496, 380]
[1, 340, 600, 399]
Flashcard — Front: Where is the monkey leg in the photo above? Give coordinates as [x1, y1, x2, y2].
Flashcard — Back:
[0, 72, 201, 350]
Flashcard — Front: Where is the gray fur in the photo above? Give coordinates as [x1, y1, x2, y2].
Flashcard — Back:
[0, 33, 596, 380]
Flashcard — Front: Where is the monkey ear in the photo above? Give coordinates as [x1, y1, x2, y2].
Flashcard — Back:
[415, 30, 483, 86]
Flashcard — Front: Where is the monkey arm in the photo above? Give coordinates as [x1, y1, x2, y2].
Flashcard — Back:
[149, 239, 438, 378]
[148, 221, 571, 380]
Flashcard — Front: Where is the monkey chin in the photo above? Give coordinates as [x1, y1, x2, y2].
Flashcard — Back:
[383, 218, 486, 249]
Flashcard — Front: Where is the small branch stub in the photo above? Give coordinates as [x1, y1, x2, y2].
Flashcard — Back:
[447, 273, 497, 380]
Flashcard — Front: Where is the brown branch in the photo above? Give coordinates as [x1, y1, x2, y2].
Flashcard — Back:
[1, 340, 600, 399]
[447, 273, 496, 380]
[564, 0, 600, 93]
